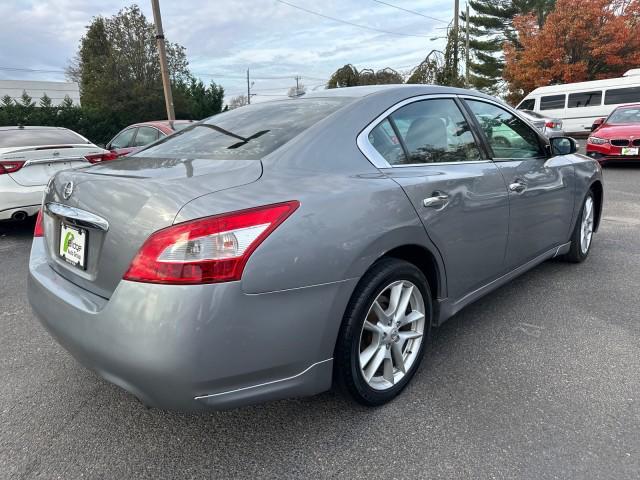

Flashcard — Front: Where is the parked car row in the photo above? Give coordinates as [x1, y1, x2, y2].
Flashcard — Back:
[0, 120, 195, 221]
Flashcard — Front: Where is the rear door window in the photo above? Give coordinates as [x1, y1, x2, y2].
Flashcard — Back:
[540, 95, 566, 110]
[604, 86, 640, 105]
[0, 128, 87, 148]
[132, 126, 159, 147]
[368, 98, 482, 165]
[137, 98, 352, 160]
[567, 91, 602, 108]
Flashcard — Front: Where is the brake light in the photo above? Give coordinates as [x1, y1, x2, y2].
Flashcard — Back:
[123, 201, 300, 284]
[85, 152, 119, 163]
[34, 209, 44, 237]
[545, 121, 561, 129]
[0, 160, 25, 175]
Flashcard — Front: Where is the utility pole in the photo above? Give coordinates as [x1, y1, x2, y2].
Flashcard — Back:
[151, 0, 175, 120]
[465, 2, 470, 86]
[294, 75, 302, 96]
[247, 69, 251, 104]
[453, 0, 460, 76]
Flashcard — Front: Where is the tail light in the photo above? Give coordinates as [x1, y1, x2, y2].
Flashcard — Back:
[0, 160, 25, 175]
[34, 209, 44, 237]
[85, 152, 119, 163]
[545, 121, 561, 129]
[123, 201, 300, 285]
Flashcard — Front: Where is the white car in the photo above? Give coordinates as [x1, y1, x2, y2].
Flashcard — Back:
[0, 126, 113, 221]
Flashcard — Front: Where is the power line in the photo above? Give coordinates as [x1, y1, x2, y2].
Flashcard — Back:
[370, 0, 448, 23]
[274, 0, 432, 38]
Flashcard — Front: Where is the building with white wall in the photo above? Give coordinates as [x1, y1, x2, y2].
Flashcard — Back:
[0, 80, 80, 106]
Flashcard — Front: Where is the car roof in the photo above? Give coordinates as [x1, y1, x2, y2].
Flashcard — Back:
[303, 84, 495, 101]
[612, 103, 640, 110]
[0, 126, 72, 131]
[131, 120, 195, 128]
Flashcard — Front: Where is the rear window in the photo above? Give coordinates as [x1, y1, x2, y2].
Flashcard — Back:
[0, 128, 88, 148]
[604, 86, 640, 105]
[136, 98, 352, 160]
[568, 91, 602, 108]
[540, 95, 565, 110]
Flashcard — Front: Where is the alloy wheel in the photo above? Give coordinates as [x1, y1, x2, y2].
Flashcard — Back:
[358, 280, 425, 391]
[580, 196, 594, 255]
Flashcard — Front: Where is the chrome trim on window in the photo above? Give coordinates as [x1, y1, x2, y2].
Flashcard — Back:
[357, 93, 492, 169]
[45, 202, 109, 231]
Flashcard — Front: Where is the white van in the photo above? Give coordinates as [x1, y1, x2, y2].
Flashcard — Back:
[516, 69, 640, 135]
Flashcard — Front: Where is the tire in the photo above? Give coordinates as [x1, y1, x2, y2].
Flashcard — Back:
[563, 189, 596, 263]
[334, 258, 432, 406]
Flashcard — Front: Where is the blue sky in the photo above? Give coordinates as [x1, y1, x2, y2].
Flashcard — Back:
[0, 0, 453, 102]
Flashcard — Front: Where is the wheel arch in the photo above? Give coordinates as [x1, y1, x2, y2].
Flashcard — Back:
[589, 180, 604, 232]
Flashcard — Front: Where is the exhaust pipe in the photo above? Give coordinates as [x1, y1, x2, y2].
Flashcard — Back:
[11, 211, 28, 221]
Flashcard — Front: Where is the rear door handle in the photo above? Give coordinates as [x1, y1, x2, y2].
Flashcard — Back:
[509, 181, 526, 193]
[423, 193, 449, 208]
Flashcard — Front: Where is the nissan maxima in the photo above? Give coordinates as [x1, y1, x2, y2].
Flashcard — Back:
[28, 85, 603, 411]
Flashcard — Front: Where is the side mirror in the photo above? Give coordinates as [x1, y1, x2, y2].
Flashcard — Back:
[550, 136, 578, 156]
[591, 117, 605, 131]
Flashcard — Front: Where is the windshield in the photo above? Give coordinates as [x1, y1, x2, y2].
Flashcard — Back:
[607, 107, 640, 124]
[171, 122, 193, 132]
[136, 98, 353, 160]
[0, 128, 88, 148]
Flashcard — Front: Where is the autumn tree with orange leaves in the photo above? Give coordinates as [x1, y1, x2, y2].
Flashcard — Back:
[503, 0, 640, 104]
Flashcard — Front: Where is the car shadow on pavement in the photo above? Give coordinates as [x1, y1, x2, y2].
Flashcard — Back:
[0, 217, 36, 239]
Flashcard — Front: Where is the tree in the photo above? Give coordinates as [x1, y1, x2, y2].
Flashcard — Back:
[174, 78, 225, 119]
[504, 0, 640, 103]
[69, 4, 190, 122]
[327, 65, 403, 88]
[228, 95, 249, 109]
[463, 1, 556, 93]
[406, 26, 466, 87]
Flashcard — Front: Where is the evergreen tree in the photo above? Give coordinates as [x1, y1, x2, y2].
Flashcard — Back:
[463, 1, 555, 94]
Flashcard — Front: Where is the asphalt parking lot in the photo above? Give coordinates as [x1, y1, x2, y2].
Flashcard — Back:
[1, 165, 639, 479]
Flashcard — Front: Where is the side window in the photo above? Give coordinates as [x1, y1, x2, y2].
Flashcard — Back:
[110, 128, 136, 149]
[568, 91, 602, 108]
[518, 98, 535, 110]
[540, 94, 565, 110]
[132, 126, 159, 147]
[368, 119, 407, 165]
[604, 86, 640, 105]
[369, 98, 481, 165]
[465, 100, 544, 159]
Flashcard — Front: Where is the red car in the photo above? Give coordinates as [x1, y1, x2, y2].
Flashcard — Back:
[587, 104, 640, 165]
[106, 120, 195, 157]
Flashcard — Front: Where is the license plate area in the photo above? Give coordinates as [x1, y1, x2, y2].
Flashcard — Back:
[621, 147, 639, 156]
[59, 223, 88, 270]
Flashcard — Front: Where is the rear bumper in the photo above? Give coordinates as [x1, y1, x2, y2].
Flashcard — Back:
[0, 175, 43, 220]
[28, 238, 356, 410]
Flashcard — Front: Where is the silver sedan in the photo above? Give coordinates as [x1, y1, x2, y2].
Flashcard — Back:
[28, 85, 603, 411]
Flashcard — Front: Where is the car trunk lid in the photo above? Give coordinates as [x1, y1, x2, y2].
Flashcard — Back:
[1, 145, 106, 186]
[41, 156, 263, 298]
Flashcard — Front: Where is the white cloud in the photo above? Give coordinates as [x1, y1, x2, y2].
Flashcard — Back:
[0, 0, 452, 101]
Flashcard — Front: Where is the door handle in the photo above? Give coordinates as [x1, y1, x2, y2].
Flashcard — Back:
[423, 193, 449, 208]
[509, 181, 526, 193]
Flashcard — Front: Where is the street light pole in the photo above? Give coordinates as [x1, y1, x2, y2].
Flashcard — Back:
[247, 69, 251, 105]
[465, 2, 470, 86]
[151, 0, 175, 120]
[453, 0, 460, 76]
